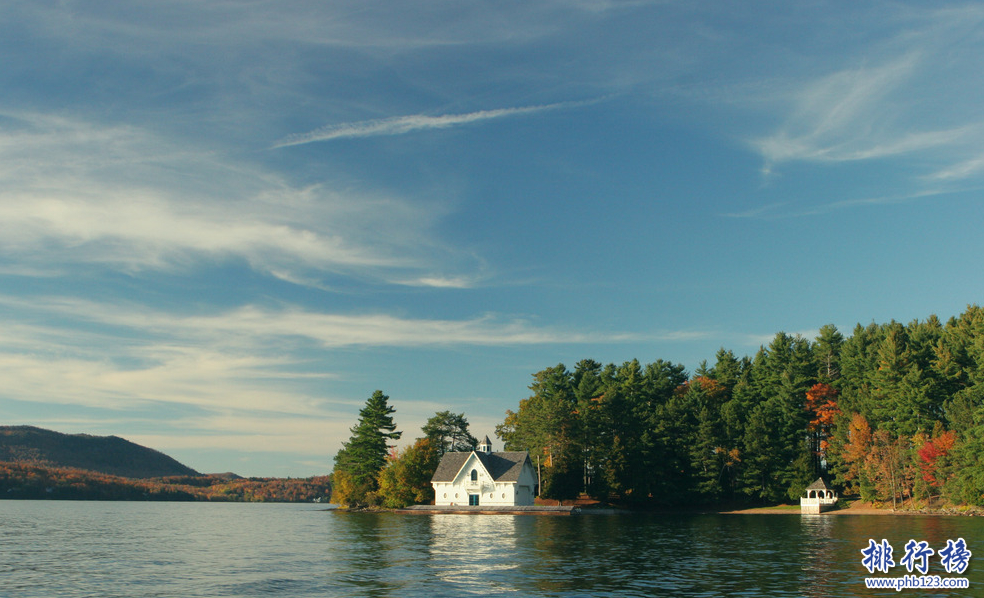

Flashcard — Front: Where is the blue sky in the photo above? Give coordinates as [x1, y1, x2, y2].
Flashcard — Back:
[2, 1, 984, 477]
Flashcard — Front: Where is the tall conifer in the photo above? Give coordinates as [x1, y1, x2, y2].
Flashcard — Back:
[331, 390, 401, 505]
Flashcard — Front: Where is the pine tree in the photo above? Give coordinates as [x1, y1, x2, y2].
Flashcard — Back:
[815, 324, 844, 384]
[331, 390, 401, 506]
[422, 411, 477, 456]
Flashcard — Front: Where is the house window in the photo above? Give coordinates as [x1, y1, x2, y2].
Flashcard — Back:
[468, 494, 480, 506]
[470, 469, 478, 482]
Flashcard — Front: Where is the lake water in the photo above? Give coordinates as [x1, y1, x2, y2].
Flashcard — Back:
[1, 501, 981, 597]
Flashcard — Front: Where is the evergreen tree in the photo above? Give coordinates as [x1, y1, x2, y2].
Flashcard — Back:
[331, 390, 401, 506]
[422, 411, 477, 456]
[815, 324, 844, 384]
[497, 364, 582, 500]
[490, 304, 984, 509]
[741, 399, 786, 502]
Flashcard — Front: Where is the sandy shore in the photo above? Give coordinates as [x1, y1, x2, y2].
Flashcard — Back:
[720, 501, 984, 516]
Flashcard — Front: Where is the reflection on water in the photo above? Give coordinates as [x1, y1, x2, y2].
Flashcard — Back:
[2, 501, 982, 597]
[427, 515, 520, 591]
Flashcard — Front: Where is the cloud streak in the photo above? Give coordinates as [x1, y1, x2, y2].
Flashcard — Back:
[273, 101, 586, 147]
[0, 294, 650, 461]
[722, 188, 957, 220]
[0, 295, 643, 350]
[0, 111, 475, 287]
[752, 55, 931, 172]
[750, 6, 984, 181]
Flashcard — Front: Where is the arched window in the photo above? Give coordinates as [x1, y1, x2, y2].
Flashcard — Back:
[470, 469, 478, 482]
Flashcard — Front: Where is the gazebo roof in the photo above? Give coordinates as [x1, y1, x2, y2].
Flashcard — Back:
[805, 477, 831, 491]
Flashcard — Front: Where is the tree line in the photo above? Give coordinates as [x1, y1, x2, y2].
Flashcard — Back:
[0, 462, 331, 502]
[496, 305, 984, 508]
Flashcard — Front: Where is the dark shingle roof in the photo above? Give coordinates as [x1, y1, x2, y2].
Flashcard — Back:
[475, 451, 530, 482]
[430, 452, 470, 482]
[805, 478, 831, 491]
[430, 450, 531, 483]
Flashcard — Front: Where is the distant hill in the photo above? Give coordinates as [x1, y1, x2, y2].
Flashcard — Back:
[0, 426, 199, 479]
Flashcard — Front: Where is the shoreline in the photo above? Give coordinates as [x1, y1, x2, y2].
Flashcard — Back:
[333, 498, 984, 517]
[716, 501, 984, 517]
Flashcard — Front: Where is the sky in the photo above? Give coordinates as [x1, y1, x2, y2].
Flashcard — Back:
[2, 1, 984, 477]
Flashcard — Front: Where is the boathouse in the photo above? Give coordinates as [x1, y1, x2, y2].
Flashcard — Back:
[800, 478, 838, 514]
[430, 436, 537, 507]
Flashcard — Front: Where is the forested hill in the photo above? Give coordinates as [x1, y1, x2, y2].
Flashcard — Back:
[0, 426, 199, 479]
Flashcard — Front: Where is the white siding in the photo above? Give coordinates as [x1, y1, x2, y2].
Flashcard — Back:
[430, 452, 538, 506]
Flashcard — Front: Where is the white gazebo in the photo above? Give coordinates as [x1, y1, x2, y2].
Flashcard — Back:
[800, 478, 838, 514]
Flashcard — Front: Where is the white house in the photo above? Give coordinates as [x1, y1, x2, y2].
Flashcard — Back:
[430, 436, 538, 507]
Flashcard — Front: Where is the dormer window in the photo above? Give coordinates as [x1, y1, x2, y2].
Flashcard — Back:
[470, 469, 478, 482]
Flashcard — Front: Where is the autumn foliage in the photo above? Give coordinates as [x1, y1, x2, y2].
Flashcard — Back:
[917, 429, 956, 489]
[805, 383, 839, 458]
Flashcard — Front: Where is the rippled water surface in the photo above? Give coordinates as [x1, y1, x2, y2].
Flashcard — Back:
[2, 501, 982, 597]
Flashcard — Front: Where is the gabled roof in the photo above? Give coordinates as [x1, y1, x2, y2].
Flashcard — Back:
[805, 477, 832, 491]
[431, 452, 470, 482]
[475, 451, 530, 482]
[430, 450, 532, 483]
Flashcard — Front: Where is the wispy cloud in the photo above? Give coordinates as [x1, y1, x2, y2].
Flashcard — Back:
[0, 295, 641, 350]
[0, 293, 646, 460]
[926, 154, 984, 182]
[396, 275, 483, 289]
[723, 188, 955, 220]
[753, 54, 931, 172]
[720, 202, 788, 219]
[751, 5, 984, 180]
[273, 101, 586, 147]
[0, 111, 472, 287]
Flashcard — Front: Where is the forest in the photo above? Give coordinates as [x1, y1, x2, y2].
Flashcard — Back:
[495, 305, 984, 509]
[0, 462, 331, 502]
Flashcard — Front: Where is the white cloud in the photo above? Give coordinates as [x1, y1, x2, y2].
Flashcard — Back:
[0, 111, 470, 285]
[273, 102, 583, 147]
[0, 295, 640, 349]
[927, 154, 984, 182]
[750, 6, 984, 181]
[395, 275, 483, 289]
[725, 187, 956, 220]
[0, 293, 652, 466]
[753, 55, 932, 169]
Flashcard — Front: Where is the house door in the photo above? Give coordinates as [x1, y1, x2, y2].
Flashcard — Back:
[468, 494, 480, 506]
